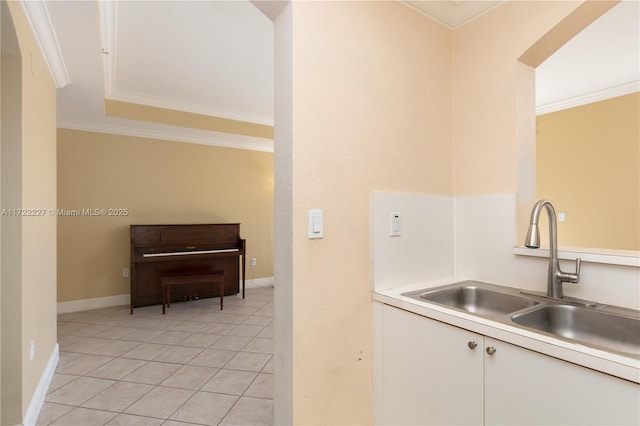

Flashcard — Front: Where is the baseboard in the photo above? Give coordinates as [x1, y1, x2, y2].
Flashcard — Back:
[246, 277, 274, 288]
[23, 343, 59, 426]
[57, 294, 130, 314]
[57, 277, 275, 314]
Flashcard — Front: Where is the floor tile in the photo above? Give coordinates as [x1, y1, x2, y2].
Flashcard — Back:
[56, 334, 85, 350]
[195, 322, 236, 335]
[86, 358, 147, 380]
[168, 321, 206, 332]
[120, 342, 172, 360]
[242, 338, 273, 354]
[152, 345, 203, 364]
[244, 373, 273, 399]
[188, 348, 237, 368]
[261, 357, 274, 374]
[121, 361, 182, 385]
[224, 352, 271, 372]
[241, 315, 273, 326]
[54, 354, 114, 376]
[64, 337, 111, 354]
[81, 381, 154, 412]
[47, 287, 273, 425]
[226, 324, 263, 338]
[145, 330, 192, 345]
[124, 386, 194, 419]
[36, 402, 73, 426]
[46, 376, 115, 406]
[214, 313, 250, 325]
[169, 391, 238, 426]
[106, 413, 164, 425]
[179, 333, 222, 348]
[219, 396, 273, 426]
[162, 420, 207, 426]
[201, 369, 257, 395]
[47, 373, 79, 394]
[224, 306, 260, 315]
[50, 407, 118, 425]
[160, 365, 218, 390]
[56, 351, 83, 366]
[253, 307, 273, 317]
[256, 326, 273, 339]
[210, 335, 251, 351]
[120, 328, 165, 342]
[94, 326, 138, 340]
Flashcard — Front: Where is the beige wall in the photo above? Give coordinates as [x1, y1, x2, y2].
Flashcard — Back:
[452, 0, 586, 196]
[57, 129, 274, 303]
[536, 92, 639, 250]
[3, 2, 58, 423]
[452, 1, 614, 242]
[288, 2, 452, 423]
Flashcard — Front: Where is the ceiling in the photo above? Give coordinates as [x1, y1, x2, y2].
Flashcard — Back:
[535, 0, 639, 114]
[28, 1, 640, 152]
[45, 0, 275, 152]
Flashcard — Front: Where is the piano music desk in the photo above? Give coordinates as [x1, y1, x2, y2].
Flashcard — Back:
[161, 272, 225, 314]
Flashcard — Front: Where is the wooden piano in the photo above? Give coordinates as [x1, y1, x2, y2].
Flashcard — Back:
[130, 223, 246, 313]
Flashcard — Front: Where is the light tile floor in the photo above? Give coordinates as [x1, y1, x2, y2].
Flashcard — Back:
[37, 287, 274, 426]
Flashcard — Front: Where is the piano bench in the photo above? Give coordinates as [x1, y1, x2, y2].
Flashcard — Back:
[160, 272, 225, 315]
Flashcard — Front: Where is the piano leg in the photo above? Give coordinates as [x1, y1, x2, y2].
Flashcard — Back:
[242, 255, 246, 299]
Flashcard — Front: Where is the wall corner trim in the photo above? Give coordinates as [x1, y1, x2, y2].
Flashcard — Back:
[20, 0, 70, 88]
[23, 344, 59, 426]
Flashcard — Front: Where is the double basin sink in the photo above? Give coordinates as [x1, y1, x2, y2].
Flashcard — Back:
[402, 281, 640, 358]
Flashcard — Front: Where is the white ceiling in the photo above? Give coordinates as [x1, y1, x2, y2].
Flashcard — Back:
[536, 0, 639, 114]
[46, 0, 274, 152]
[36, 1, 639, 152]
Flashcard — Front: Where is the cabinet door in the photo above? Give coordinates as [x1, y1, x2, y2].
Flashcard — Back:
[484, 337, 640, 425]
[381, 305, 483, 425]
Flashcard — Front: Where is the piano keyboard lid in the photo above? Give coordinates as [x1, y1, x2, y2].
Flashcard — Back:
[142, 248, 240, 258]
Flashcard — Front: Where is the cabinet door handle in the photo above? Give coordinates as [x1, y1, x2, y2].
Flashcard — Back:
[467, 341, 477, 350]
[486, 346, 496, 355]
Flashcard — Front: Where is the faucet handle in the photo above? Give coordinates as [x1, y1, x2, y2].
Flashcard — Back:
[570, 258, 581, 284]
[558, 257, 581, 284]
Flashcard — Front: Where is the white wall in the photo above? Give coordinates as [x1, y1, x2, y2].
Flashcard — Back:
[371, 192, 453, 291]
[372, 191, 640, 310]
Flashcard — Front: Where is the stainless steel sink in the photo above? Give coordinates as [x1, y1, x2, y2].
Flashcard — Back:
[401, 280, 640, 358]
[403, 282, 539, 317]
[512, 304, 640, 356]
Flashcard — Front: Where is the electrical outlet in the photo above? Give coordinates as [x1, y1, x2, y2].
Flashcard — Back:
[30, 340, 35, 361]
[251, 258, 257, 266]
[122, 267, 129, 277]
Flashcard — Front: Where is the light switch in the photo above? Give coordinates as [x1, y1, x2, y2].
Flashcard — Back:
[390, 212, 401, 237]
[558, 212, 566, 222]
[308, 208, 323, 239]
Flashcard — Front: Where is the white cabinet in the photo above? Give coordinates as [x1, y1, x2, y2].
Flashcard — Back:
[381, 304, 483, 424]
[484, 336, 640, 425]
[378, 304, 640, 425]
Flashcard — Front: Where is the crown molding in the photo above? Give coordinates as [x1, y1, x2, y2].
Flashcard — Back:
[20, 0, 70, 88]
[57, 120, 274, 153]
[98, 2, 272, 127]
[536, 81, 639, 115]
[108, 90, 274, 127]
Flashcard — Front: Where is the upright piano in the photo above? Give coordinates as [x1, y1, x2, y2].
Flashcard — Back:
[130, 223, 246, 313]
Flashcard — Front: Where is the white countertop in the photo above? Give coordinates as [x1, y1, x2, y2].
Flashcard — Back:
[373, 278, 640, 384]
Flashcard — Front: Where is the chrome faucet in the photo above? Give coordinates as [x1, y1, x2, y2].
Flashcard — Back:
[525, 200, 581, 298]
